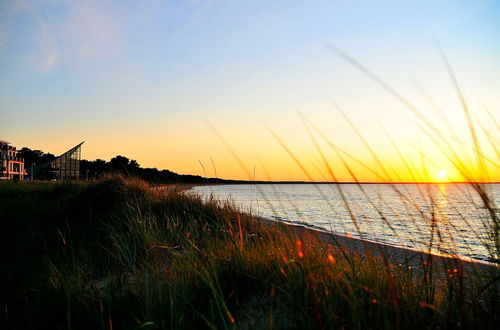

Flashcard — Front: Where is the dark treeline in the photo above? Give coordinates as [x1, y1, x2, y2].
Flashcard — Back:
[18, 147, 55, 168]
[18, 147, 238, 184]
[80, 156, 235, 184]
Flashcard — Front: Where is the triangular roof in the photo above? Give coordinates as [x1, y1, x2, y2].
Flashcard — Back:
[27, 141, 84, 176]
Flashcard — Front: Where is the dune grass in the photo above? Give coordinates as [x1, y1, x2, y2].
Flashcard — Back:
[1, 176, 498, 329]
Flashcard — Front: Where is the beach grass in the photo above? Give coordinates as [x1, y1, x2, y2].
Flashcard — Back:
[1, 176, 498, 329]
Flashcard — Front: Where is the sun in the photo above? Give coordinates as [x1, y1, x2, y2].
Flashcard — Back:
[437, 170, 447, 181]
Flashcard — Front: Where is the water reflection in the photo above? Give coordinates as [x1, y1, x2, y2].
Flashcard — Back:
[194, 183, 499, 262]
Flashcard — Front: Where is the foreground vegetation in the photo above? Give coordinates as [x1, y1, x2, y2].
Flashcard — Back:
[1, 177, 498, 329]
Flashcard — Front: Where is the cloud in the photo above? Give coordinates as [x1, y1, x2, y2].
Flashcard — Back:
[1, 0, 126, 72]
[60, 1, 123, 63]
[174, 0, 217, 36]
[0, 0, 61, 51]
[30, 18, 59, 72]
[44, 50, 60, 71]
[1, 0, 213, 73]
[0, 29, 7, 50]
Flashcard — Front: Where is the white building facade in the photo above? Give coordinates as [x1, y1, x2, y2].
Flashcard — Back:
[0, 140, 26, 180]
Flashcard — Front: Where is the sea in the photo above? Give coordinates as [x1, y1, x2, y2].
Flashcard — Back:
[193, 183, 499, 263]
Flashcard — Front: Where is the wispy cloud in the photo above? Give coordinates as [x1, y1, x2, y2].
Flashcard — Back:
[1, 0, 222, 73]
[174, 0, 217, 36]
[0, 29, 7, 50]
[60, 1, 122, 63]
[1, 0, 128, 72]
[35, 19, 59, 72]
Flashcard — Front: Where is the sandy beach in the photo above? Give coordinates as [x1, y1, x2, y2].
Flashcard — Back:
[188, 184, 498, 278]
[261, 217, 498, 281]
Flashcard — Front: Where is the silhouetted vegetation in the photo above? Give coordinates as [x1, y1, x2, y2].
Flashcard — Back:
[1, 177, 498, 329]
[18, 146, 236, 184]
[18, 147, 55, 168]
[81, 155, 229, 184]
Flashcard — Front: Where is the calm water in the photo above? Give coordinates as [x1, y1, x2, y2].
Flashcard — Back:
[193, 184, 499, 262]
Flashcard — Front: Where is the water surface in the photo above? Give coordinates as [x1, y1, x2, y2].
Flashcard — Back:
[193, 183, 499, 262]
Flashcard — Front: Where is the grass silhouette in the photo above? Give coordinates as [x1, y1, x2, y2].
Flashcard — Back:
[1, 174, 499, 329]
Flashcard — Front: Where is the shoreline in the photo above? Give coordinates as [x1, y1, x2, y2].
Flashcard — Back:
[185, 181, 500, 186]
[188, 183, 498, 272]
[259, 217, 498, 276]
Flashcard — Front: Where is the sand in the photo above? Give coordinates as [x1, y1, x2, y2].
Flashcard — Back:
[260, 217, 498, 281]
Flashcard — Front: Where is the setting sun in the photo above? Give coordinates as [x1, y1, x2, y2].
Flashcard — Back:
[437, 170, 447, 181]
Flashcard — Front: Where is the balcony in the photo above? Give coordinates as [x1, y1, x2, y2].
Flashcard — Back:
[0, 145, 16, 151]
[0, 155, 24, 162]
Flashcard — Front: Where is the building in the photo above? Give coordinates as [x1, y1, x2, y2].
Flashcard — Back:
[0, 140, 27, 180]
[28, 142, 84, 180]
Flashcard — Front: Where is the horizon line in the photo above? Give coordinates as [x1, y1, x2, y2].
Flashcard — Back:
[201, 180, 500, 185]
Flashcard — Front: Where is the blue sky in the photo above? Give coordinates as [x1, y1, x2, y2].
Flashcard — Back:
[1, 0, 499, 180]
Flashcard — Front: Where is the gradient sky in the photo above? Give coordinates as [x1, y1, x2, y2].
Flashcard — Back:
[1, 0, 499, 182]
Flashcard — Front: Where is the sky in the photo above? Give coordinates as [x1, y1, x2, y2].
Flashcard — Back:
[1, 0, 499, 182]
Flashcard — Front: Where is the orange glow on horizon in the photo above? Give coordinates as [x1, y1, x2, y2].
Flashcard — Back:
[8, 101, 498, 184]
[2, 1, 499, 185]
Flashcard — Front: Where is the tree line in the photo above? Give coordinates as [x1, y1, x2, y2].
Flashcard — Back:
[18, 147, 236, 184]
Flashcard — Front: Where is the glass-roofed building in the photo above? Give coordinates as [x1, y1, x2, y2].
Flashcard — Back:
[28, 142, 84, 180]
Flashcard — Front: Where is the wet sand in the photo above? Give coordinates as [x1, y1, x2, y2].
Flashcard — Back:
[261, 217, 498, 280]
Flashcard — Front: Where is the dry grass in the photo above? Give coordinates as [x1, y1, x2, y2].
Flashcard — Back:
[1, 175, 498, 329]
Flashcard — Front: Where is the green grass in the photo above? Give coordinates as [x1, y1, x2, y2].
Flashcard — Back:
[1, 176, 498, 329]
